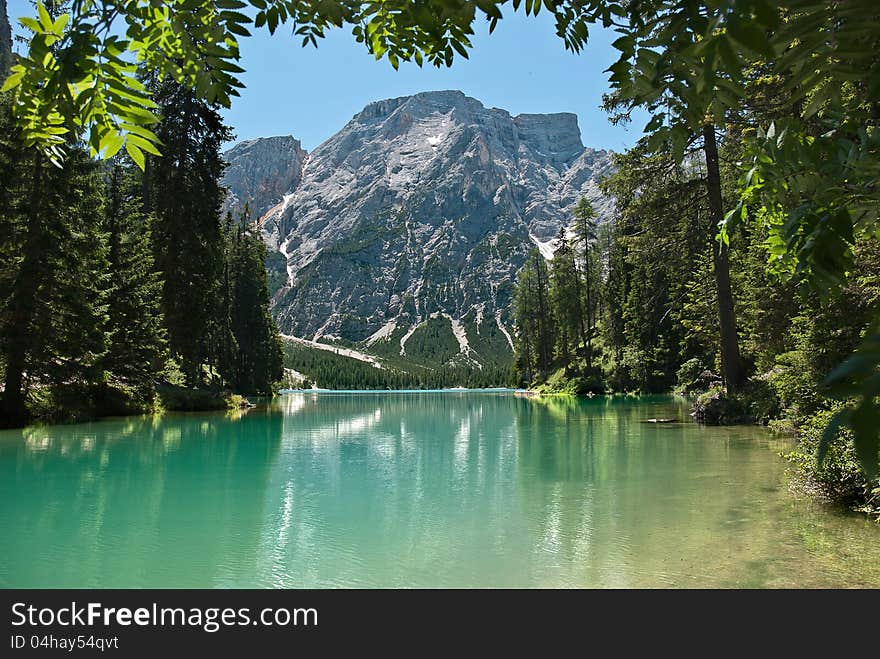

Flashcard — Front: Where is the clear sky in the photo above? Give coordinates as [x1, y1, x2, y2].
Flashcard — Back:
[7, 2, 646, 152]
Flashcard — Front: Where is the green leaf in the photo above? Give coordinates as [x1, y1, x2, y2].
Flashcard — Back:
[611, 35, 634, 54]
[726, 15, 772, 57]
[52, 13, 70, 36]
[99, 132, 126, 158]
[818, 408, 851, 468]
[451, 39, 470, 59]
[18, 17, 41, 32]
[127, 133, 161, 156]
[0, 67, 25, 92]
[226, 22, 251, 38]
[36, 2, 53, 31]
[125, 140, 145, 170]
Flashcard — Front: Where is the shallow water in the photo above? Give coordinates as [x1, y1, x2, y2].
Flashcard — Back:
[1, 392, 877, 588]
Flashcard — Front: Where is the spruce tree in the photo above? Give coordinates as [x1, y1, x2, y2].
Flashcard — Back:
[549, 229, 582, 368]
[226, 225, 283, 395]
[0, 0, 11, 80]
[572, 198, 598, 369]
[0, 145, 109, 425]
[599, 147, 714, 392]
[147, 79, 233, 387]
[513, 263, 536, 386]
[102, 158, 166, 403]
[513, 250, 555, 385]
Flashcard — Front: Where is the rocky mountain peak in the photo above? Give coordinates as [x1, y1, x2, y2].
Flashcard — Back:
[222, 135, 307, 220]
[513, 112, 584, 163]
[222, 91, 615, 366]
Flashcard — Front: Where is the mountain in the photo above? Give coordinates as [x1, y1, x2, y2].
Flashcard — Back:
[222, 90, 614, 369]
[221, 135, 307, 220]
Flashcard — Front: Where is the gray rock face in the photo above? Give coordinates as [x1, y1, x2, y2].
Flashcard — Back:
[223, 90, 614, 360]
[221, 135, 307, 222]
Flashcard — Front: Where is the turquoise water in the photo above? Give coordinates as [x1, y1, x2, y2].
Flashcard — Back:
[1, 392, 878, 588]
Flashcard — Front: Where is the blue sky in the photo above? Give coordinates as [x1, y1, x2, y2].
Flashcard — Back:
[7, 2, 645, 152]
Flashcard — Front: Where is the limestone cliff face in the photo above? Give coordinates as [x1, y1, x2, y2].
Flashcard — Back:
[221, 135, 307, 221]
[222, 91, 614, 363]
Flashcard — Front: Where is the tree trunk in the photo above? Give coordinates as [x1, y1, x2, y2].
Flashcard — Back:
[533, 254, 550, 376]
[1, 154, 44, 426]
[702, 124, 747, 392]
[570, 249, 589, 355]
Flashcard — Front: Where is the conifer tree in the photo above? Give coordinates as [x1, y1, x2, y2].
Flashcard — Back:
[513, 268, 536, 386]
[147, 79, 233, 387]
[549, 228, 582, 367]
[226, 223, 283, 395]
[0, 145, 109, 425]
[513, 250, 555, 385]
[572, 197, 598, 369]
[102, 158, 166, 402]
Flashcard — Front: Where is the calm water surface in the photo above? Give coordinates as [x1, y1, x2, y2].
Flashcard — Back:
[1, 392, 878, 588]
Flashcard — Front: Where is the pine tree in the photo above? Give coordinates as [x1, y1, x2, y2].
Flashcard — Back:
[571, 197, 599, 369]
[549, 228, 582, 367]
[0, 145, 109, 425]
[147, 79, 233, 387]
[513, 265, 536, 385]
[102, 158, 166, 402]
[513, 250, 555, 385]
[226, 223, 283, 395]
[598, 147, 713, 392]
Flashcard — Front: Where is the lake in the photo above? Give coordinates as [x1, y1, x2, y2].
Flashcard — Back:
[1, 392, 878, 588]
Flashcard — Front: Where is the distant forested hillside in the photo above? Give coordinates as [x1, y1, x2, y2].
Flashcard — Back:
[283, 341, 514, 390]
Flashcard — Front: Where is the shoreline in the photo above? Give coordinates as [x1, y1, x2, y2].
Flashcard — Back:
[279, 387, 519, 394]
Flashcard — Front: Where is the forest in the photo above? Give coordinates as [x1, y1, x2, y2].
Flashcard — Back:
[283, 341, 513, 390]
[0, 12, 283, 427]
[511, 31, 879, 516]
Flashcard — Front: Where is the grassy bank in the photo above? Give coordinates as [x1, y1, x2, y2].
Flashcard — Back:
[3, 382, 255, 428]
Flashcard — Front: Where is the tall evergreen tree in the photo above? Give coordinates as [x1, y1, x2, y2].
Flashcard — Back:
[0, 0, 12, 80]
[531, 250, 553, 377]
[572, 198, 599, 368]
[147, 79, 233, 387]
[598, 146, 712, 392]
[549, 229, 582, 367]
[102, 158, 166, 402]
[0, 145, 109, 425]
[513, 250, 555, 385]
[226, 224, 283, 395]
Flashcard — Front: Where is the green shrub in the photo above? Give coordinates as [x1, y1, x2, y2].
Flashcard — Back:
[157, 385, 229, 412]
[768, 350, 822, 417]
[784, 407, 877, 513]
[676, 357, 706, 390]
[737, 378, 781, 424]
